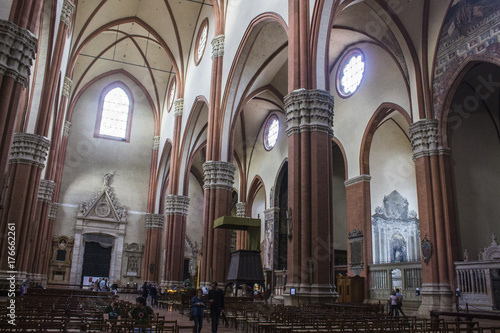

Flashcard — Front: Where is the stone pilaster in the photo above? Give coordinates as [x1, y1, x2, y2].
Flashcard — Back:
[211, 35, 225, 59]
[0, 20, 38, 87]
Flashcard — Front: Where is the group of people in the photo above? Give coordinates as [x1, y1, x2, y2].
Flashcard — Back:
[191, 281, 225, 333]
[387, 288, 405, 317]
[141, 281, 160, 306]
[103, 295, 156, 332]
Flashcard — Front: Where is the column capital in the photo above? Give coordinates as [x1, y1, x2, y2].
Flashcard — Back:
[145, 213, 165, 229]
[9, 133, 51, 169]
[63, 121, 71, 137]
[173, 99, 184, 117]
[344, 174, 372, 187]
[153, 136, 160, 150]
[284, 89, 334, 136]
[236, 202, 247, 217]
[211, 35, 225, 59]
[264, 207, 280, 217]
[49, 203, 58, 220]
[61, 0, 76, 27]
[203, 161, 236, 191]
[410, 119, 439, 161]
[62, 77, 72, 97]
[38, 179, 56, 202]
[165, 195, 190, 216]
[0, 20, 38, 87]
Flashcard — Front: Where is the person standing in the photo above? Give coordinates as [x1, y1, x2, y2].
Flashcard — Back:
[191, 288, 206, 333]
[395, 288, 406, 316]
[208, 282, 225, 333]
[387, 290, 400, 317]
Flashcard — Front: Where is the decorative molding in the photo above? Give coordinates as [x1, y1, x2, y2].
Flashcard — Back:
[49, 203, 58, 220]
[348, 229, 363, 239]
[124, 243, 144, 278]
[0, 20, 38, 87]
[9, 133, 51, 168]
[236, 202, 247, 218]
[409, 119, 439, 161]
[284, 89, 334, 136]
[439, 146, 452, 156]
[165, 195, 190, 217]
[203, 161, 236, 191]
[60, 0, 76, 27]
[62, 77, 72, 97]
[211, 35, 225, 59]
[173, 99, 184, 117]
[344, 174, 372, 187]
[152, 136, 160, 150]
[145, 213, 164, 229]
[63, 121, 71, 137]
[38, 179, 56, 202]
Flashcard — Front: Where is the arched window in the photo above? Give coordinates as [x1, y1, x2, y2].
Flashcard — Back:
[95, 83, 133, 142]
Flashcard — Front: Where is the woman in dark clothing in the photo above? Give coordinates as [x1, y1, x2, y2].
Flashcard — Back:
[191, 288, 206, 333]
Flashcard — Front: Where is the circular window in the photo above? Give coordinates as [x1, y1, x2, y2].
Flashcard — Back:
[168, 79, 176, 111]
[336, 49, 365, 97]
[195, 19, 209, 65]
[263, 115, 280, 151]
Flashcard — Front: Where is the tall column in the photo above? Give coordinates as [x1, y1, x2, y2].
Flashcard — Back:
[344, 175, 372, 300]
[284, 89, 335, 305]
[410, 119, 453, 313]
[142, 214, 164, 283]
[0, 133, 50, 277]
[162, 195, 189, 287]
[235, 202, 247, 250]
[200, 161, 235, 286]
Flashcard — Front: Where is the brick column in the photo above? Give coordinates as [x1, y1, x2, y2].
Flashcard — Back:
[410, 119, 453, 313]
[199, 161, 235, 287]
[344, 175, 372, 300]
[142, 213, 164, 283]
[162, 195, 189, 287]
[0, 133, 50, 276]
[284, 89, 335, 304]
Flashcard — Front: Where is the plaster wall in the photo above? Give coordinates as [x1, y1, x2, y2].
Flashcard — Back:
[332, 43, 410, 178]
[333, 145, 347, 250]
[185, 173, 204, 256]
[0, 0, 11, 20]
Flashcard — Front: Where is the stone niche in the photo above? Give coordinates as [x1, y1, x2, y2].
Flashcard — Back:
[48, 235, 74, 285]
[371, 190, 420, 264]
[123, 243, 143, 279]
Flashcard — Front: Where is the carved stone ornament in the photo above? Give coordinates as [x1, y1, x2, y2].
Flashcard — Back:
[49, 203, 59, 220]
[60, 0, 76, 27]
[63, 121, 71, 137]
[421, 237, 432, 264]
[284, 89, 334, 137]
[0, 20, 38, 87]
[348, 229, 363, 239]
[203, 161, 236, 191]
[62, 77, 72, 97]
[236, 202, 247, 218]
[481, 233, 500, 260]
[145, 213, 164, 229]
[77, 171, 127, 222]
[409, 119, 439, 161]
[152, 136, 160, 150]
[9, 133, 51, 168]
[38, 179, 56, 202]
[165, 195, 190, 216]
[173, 99, 184, 117]
[211, 35, 225, 59]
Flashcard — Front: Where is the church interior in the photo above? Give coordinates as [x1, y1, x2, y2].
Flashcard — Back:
[1, 0, 500, 325]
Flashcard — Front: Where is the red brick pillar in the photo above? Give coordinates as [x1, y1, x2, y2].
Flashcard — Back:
[162, 195, 189, 287]
[284, 89, 335, 305]
[344, 175, 372, 300]
[142, 214, 164, 283]
[199, 161, 235, 287]
[410, 119, 453, 313]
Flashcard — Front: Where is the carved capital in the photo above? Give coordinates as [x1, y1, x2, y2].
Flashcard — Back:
[203, 161, 236, 191]
[38, 179, 56, 202]
[153, 136, 160, 150]
[173, 99, 184, 117]
[63, 121, 71, 137]
[62, 77, 72, 97]
[410, 119, 439, 160]
[0, 20, 38, 87]
[211, 35, 225, 59]
[284, 89, 334, 136]
[165, 195, 190, 216]
[236, 202, 247, 218]
[9, 133, 51, 168]
[344, 174, 372, 187]
[60, 0, 76, 27]
[145, 213, 165, 229]
[49, 203, 58, 220]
